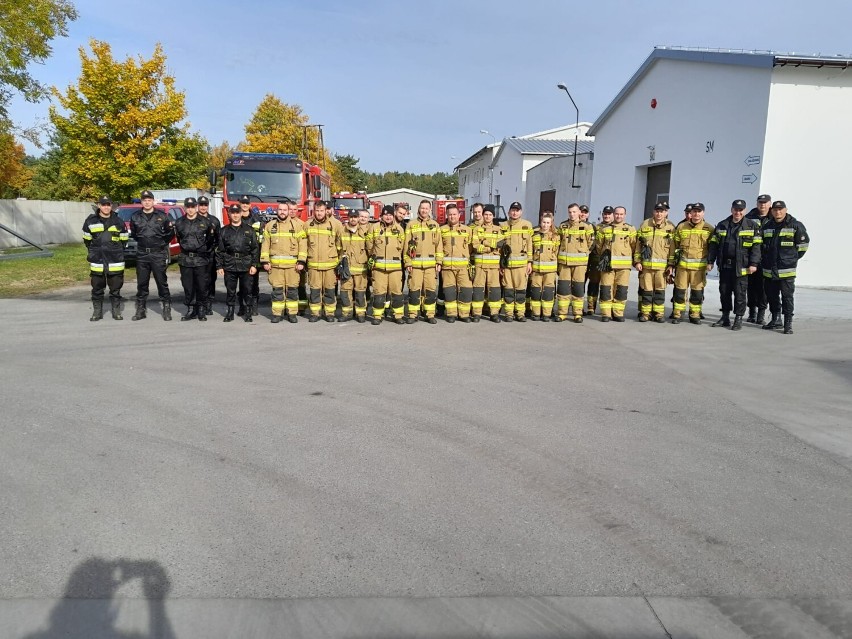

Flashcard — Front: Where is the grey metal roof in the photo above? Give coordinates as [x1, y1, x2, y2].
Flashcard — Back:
[588, 47, 852, 136]
[503, 138, 595, 155]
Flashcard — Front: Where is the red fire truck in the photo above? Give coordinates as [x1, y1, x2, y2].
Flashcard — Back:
[433, 196, 466, 224]
[210, 152, 331, 224]
[331, 191, 382, 220]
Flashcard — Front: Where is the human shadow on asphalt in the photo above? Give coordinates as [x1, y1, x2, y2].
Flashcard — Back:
[22, 557, 176, 639]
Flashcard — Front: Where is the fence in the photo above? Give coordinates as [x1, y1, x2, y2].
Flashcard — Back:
[0, 200, 94, 249]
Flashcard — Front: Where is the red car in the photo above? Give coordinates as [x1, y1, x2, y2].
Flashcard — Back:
[115, 203, 184, 263]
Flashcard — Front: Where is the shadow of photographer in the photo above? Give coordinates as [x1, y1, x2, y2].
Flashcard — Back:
[23, 557, 176, 639]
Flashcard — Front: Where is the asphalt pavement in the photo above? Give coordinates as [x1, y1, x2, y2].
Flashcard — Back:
[1, 275, 851, 638]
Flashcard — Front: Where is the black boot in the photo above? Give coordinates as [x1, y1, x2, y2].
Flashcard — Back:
[131, 300, 146, 321]
[90, 300, 103, 322]
[197, 305, 207, 321]
[712, 312, 731, 327]
[287, 314, 298, 323]
[746, 308, 757, 323]
[205, 300, 213, 316]
[783, 315, 793, 334]
[763, 313, 781, 330]
[162, 300, 172, 321]
[237, 303, 246, 316]
[731, 315, 743, 331]
[756, 308, 766, 324]
[271, 314, 282, 323]
[223, 306, 234, 322]
[251, 297, 259, 316]
[181, 305, 198, 321]
[110, 298, 123, 320]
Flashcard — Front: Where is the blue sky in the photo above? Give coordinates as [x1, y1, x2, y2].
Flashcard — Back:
[10, 0, 851, 173]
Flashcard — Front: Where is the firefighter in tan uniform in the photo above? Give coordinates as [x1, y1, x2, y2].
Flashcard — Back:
[469, 202, 484, 230]
[438, 203, 473, 322]
[500, 201, 533, 322]
[634, 202, 675, 323]
[471, 204, 504, 322]
[595, 206, 636, 321]
[368, 205, 406, 324]
[305, 201, 342, 322]
[556, 203, 596, 322]
[667, 201, 714, 324]
[339, 208, 370, 322]
[404, 199, 442, 323]
[529, 211, 559, 321]
[260, 201, 307, 323]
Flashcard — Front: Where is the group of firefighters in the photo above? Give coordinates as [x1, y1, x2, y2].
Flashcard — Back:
[81, 191, 809, 334]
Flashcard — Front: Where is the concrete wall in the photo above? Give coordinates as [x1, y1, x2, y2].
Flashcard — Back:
[491, 146, 525, 218]
[0, 200, 94, 249]
[589, 58, 772, 229]
[524, 154, 594, 224]
[762, 66, 852, 288]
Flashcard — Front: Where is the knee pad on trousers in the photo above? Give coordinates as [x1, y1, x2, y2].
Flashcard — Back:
[391, 294, 405, 308]
[615, 285, 629, 301]
[599, 285, 612, 302]
[309, 288, 321, 303]
[514, 289, 526, 305]
[556, 280, 571, 296]
[472, 286, 485, 302]
[640, 290, 653, 305]
[285, 287, 299, 301]
[322, 288, 336, 305]
[353, 290, 366, 307]
[689, 288, 704, 305]
[408, 290, 421, 305]
[458, 287, 472, 303]
[672, 287, 686, 303]
[371, 293, 386, 309]
[443, 287, 458, 302]
[503, 289, 515, 304]
[424, 290, 437, 305]
[652, 289, 665, 305]
[529, 287, 542, 301]
[542, 286, 555, 302]
[339, 290, 352, 307]
[488, 288, 503, 303]
[571, 281, 585, 297]
[271, 287, 284, 302]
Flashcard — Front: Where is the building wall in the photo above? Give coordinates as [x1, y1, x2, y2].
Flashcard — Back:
[458, 147, 498, 207]
[589, 58, 771, 228]
[524, 123, 594, 141]
[491, 146, 525, 217]
[762, 66, 852, 288]
[524, 154, 594, 224]
[0, 200, 95, 249]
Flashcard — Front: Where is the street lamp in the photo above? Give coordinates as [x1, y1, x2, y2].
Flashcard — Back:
[480, 130, 496, 204]
[556, 83, 581, 188]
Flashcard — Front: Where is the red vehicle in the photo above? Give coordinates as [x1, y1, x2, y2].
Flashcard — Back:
[115, 201, 183, 263]
[210, 152, 331, 224]
[433, 197, 466, 224]
[331, 191, 382, 220]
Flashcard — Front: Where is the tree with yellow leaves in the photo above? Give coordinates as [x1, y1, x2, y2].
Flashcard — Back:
[50, 39, 207, 202]
[0, 131, 31, 197]
[242, 94, 351, 191]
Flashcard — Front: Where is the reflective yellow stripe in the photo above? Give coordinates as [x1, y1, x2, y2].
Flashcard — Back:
[308, 260, 339, 269]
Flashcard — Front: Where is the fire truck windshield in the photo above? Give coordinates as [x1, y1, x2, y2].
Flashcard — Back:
[226, 170, 302, 202]
[332, 197, 366, 210]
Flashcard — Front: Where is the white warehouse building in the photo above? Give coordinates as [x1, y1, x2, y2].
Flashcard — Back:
[588, 47, 852, 288]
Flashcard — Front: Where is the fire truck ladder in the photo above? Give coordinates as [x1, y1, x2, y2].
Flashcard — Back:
[0, 222, 54, 260]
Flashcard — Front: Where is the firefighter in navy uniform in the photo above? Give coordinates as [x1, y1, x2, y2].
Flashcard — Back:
[237, 194, 263, 316]
[745, 193, 772, 323]
[197, 195, 220, 315]
[82, 195, 128, 320]
[174, 197, 216, 321]
[707, 199, 762, 331]
[130, 189, 174, 321]
[216, 204, 259, 322]
[760, 200, 809, 334]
